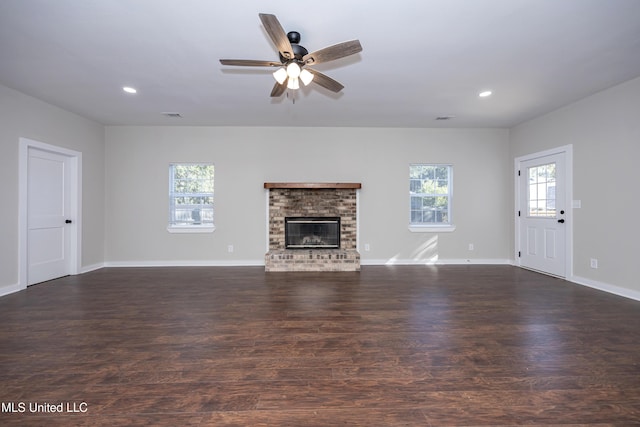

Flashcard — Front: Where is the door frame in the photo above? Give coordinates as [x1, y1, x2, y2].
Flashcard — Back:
[515, 145, 573, 278]
[18, 137, 82, 288]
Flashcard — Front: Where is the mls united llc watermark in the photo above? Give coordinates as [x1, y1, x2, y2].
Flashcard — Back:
[2, 401, 88, 414]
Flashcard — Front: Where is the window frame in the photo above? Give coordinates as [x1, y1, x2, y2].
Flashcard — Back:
[408, 163, 456, 233]
[167, 163, 215, 234]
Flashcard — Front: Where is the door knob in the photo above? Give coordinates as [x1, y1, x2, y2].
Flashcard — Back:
[65, 219, 72, 224]
[557, 219, 565, 223]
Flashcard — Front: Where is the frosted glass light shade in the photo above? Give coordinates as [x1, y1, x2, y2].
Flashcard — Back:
[286, 62, 301, 79]
[273, 67, 287, 84]
[300, 69, 314, 86]
[274, 63, 311, 90]
[287, 77, 300, 90]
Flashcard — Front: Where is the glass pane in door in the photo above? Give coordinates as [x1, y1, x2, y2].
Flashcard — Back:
[527, 163, 556, 217]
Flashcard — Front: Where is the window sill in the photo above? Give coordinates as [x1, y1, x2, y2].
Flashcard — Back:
[408, 224, 456, 233]
[167, 225, 216, 234]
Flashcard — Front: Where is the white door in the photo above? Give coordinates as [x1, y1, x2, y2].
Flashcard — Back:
[27, 148, 73, 285]
[518, 151, 568, 277]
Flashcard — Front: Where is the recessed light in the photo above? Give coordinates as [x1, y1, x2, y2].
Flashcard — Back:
[436, 116, 455, 121]
[479, 90, 492, 98]
[122, 86, 137, 94]
[161, 112, 182, 118]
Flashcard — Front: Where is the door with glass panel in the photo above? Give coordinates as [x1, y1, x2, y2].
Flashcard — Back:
[518, 152, 567, 277]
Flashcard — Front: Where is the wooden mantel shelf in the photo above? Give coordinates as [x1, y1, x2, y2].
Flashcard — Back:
[264, 182, 361, 189]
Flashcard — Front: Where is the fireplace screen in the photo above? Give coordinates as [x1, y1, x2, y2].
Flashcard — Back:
[285, 217, 340, 249]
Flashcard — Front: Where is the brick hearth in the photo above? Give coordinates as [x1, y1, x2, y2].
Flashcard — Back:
[264, 183, 361, 272]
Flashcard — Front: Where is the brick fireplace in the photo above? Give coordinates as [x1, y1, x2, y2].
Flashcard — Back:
[264, 183, 361, 272]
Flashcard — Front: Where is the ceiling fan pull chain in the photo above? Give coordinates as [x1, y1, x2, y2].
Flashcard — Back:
[286, 89, 296, 104]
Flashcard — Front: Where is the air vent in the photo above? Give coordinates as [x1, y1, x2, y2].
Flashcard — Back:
[436, 116, 455, 121]
[162, 112, 182, 118]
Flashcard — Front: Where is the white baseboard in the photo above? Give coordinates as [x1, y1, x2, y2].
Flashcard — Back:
[570, 275, 640, 302]
[361, 258, 513, 266]
[0, 282, 24, 298]
[80, 262, 105, 274]
[102, 258, 514, 268]
[0, 264, 104, 298]
[103, 260, 265, 268]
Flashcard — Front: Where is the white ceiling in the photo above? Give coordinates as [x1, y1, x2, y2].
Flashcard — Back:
[1, 0, 640, 128]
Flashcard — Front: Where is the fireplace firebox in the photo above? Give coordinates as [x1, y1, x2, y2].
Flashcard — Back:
[285, 217, 340, 249]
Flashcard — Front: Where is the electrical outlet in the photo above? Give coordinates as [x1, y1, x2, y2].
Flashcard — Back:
[590, 258, 598, 269]
[364, 243, 371, 252]
[228, 245, 234, 253]
[468, 243, 474, 251]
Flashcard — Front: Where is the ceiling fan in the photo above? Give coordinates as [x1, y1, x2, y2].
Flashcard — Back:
[220, 13, 362, 97]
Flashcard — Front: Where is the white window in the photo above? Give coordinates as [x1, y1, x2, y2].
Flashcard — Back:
[168, 163, 214, 233]
[409, 164, 455, 232]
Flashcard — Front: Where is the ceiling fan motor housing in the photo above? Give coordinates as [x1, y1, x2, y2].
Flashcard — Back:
[279, 31, 308, 63]
[287, 31, 301, 44]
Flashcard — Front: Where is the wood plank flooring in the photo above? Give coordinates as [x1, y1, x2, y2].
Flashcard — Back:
[1, 265, 640, 426]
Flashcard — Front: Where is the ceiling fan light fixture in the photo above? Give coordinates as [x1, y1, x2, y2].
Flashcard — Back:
[219, 13, 362, 97]
[286, 62, 301, 79]
[299, 69, 314, 86]
[273, 67, 287, 84]
[287, 77, 300, 90]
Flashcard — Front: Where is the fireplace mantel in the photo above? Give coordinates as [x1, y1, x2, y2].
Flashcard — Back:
[264, 182, 361, 189]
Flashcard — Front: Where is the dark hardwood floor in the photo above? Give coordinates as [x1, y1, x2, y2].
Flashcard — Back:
[1, 265, 640, 426]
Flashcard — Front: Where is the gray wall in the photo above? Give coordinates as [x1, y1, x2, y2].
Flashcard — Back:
[510, 76, 640, 297]
[104, 126, 511, 265]
[0, 84, 105, 295]
[2, 74, 639, 301]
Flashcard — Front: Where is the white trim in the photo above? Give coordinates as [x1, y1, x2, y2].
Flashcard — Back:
[514, 144, 573, 278]
[80, 263, 105, 274]
[408, 225, 456, 233]
[0, 282, 23, 298]
[105, 259, 512, 268]
[167, 225, 215, 234]
[19, 138, 82, 288]
[361, 258, 512, 266]
[104, 260, 265, 267]
[356, 189, 360, 251]
[570, 275, 640, 302]
[265, 189, 270, 254]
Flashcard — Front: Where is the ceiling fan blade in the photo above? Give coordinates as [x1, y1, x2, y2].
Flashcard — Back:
[303, 40, 362, 65]
[306, 69, 344, 93]
[259, 13, 294, 60]
[270, 79, 288, 97]
[220, 59, 282, 67]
